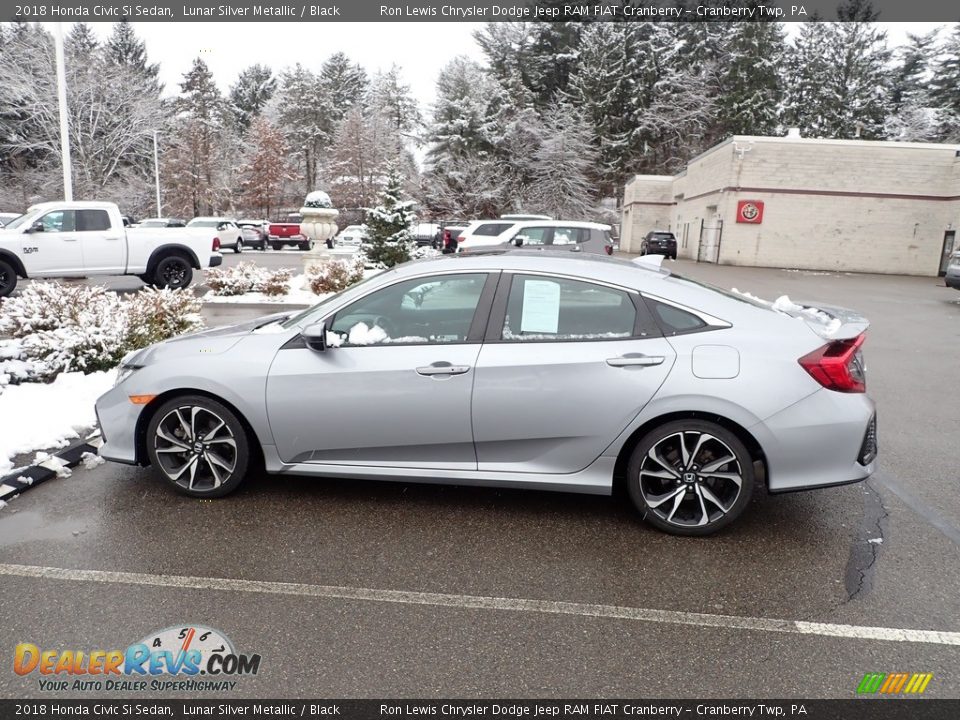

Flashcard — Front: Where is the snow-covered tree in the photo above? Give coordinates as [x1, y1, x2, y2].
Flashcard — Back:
[363, 167, 416, 267]
[716, 21, 786, 137]
[276, 64, 331, 194]
[104, 20, 159, 79]
[783, 20, 834, 135]
[229, 64, 277, 133]
[931, 23, 960, 141]
[427, 57, 495, 164]
[369, 64, 422, 136]
[529, 102, 598, 220]
[67, 23, 98, 54]
[325, 107, 401, 210]
[886, 29, 944, 141]
[319, 52, 369, 122]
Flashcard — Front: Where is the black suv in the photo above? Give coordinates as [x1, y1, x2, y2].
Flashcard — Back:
[641, 231, 677, 260]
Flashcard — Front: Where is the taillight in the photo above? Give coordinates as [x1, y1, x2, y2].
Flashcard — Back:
[457, 235, 465, 242]
[213, 237, 220, 251]
[604, 245, 613, 255]
[798, 334, 866, 393]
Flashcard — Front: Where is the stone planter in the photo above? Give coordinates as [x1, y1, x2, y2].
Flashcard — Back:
[298, 191, 340, 273]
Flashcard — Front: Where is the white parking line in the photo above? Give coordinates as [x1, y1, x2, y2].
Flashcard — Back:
[2, 562, 958, 647]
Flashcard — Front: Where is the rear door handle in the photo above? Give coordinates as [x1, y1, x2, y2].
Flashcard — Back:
[607, 354, 665, 367]
[416, 363, 471, 377]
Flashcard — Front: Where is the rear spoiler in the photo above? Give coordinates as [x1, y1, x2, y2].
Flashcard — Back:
[771, 297, 869, 340]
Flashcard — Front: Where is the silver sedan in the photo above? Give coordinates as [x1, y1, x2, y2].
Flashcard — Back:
[96, 252, 877, 535]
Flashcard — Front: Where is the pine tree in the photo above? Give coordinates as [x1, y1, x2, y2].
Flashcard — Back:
[105, 21, 159, 78]
[716, 21, 786, 137]
[326, 106, 400, 210]
[426, 57, 495, 164]
[229, 64, 277, 133]
[783, 20, 835, 135]
[886, 29, 943, 141]
[66, 23, 98, 55]
[369, 65, 422, 135]
[319, 52, 369, 123]
[363, 166, 416, 267]
[529, 102, 598, 220]
[931, 23, 960, 140]
[276, 64, 331, 194]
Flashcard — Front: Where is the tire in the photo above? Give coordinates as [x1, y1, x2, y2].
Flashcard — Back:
[298, 240, 313, 251]
[153, 254, 193, 290]
[234, 239, 243, 253]
[640, 246, 647, 255]
[271, 242, 282, 251]
[146, 395, 250, 498]
[670, 253, 677, 261]
[0, 259, 17, 297]
[626, 420, 754, 536]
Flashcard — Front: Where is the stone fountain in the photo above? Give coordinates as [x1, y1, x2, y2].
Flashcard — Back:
[298, 190, 340, 272]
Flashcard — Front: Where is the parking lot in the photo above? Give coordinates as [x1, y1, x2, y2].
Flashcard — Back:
[1, 257, 958, 698]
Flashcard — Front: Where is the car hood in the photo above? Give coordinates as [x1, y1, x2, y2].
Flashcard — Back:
[133, 311, 292, 364]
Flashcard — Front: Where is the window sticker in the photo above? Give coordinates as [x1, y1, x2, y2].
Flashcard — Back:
[520, 279, 561, 334]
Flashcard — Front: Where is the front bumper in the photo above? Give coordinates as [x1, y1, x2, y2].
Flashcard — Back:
[95, 384, 148, 465]
[945, 270, 960, 289]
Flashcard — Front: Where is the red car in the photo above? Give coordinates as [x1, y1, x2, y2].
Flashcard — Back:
[268, 214, 313, 251]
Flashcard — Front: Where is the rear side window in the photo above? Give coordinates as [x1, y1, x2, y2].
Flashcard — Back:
[550, 227, 588, 245]
[474, 223, 512, 236]
[645, 298, 707, 335]
[502, 275, 640, 341]
[76, 209, 111, 232]
[590, 228, 611, 243]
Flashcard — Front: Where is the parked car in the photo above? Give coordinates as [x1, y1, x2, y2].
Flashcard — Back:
[137, 218, 187, 228]
[453, 220, 524, 252]
[641, 230, 678, 260]
[240, 226, 268, 251]
[187, 217, 245, 253]
[0, 213, 21, 228]
[440, 223, 469, 254]
[945, 251, 960, 290]
[411, 222, 441, 247]
[0, 201, 221, 296]
[497, 221, 615, 256]
[268, 216, 313, 251]
[96, 251, 876, 536]
[335, 225, 367, 247]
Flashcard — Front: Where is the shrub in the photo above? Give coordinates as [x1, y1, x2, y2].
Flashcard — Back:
[411, 245, 441, 261]
[0, 281, 207, 381]
[206, 262, 293, 296]
[306, 257, 365, 295]
[125, 287, 204, 350]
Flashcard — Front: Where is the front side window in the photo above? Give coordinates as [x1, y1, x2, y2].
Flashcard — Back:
[502, 275, 637, 341]
[329, 273, 488, 346]
[39, 210, 76, 233]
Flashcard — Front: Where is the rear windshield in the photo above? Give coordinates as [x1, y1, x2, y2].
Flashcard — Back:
[653, 232, 676, 240]
[667, 272, 773, 310]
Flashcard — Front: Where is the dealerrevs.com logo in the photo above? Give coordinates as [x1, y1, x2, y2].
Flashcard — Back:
[14, 625, 261, 692]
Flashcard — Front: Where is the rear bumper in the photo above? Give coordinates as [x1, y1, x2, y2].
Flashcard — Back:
[751, 389, 876, 493]
[209, 254, 223, 267]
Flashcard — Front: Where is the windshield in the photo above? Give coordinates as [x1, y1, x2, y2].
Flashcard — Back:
[187, 219, 220, 228]
[2, 210, 40, 231]
[139, 220, 167, 227]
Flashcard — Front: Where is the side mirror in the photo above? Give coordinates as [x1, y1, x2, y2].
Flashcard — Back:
[513, 235, 526, 247]
[300, 323, 327, 352]
[27, 220, 44, 233]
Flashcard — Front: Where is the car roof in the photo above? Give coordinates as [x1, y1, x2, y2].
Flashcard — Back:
[190, 216, 232, 221]
[512, 220, 612, 231]
[27, 201, 116, 212]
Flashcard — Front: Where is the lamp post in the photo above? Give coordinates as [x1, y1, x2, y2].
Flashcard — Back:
[153, 130, 162, 217]
[53, 23, 72, 201]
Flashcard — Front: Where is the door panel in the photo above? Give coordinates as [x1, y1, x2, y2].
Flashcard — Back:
[267, 344, 481, 468]
[20, 210, 84, 275]
[472, 338, 675, 473]
[77, 209, 125, 273]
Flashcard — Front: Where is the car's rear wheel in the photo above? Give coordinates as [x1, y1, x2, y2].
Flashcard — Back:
[627, 420, 754, 536]
[298, 239, 313, 251]
[153, 255, 193, 289]
[0, 259, 18, 297]
[271, 242, 282, 251]
[146, 395, 250, 498]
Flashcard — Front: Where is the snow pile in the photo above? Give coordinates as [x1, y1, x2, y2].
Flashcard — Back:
[81, 451, 105, 470]
[730, 288, 843, 336]
[306, 257, 366, 294]
[0, 369, 116, 475]
[204, 267, 382, 306]
[0, 282, 203, 387]
[206, 262, 294, 297]
[346, 322, 388, 346]
[411, 245, 442, 261]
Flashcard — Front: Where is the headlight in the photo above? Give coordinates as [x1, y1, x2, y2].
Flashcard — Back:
[114, 363, 142, 387]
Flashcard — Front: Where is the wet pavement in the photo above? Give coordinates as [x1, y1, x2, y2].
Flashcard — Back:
[1, 258, 958, 698]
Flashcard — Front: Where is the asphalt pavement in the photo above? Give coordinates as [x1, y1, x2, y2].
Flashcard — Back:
[1, 257, 958, 699]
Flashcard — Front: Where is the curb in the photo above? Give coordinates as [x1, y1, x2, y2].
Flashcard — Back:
[0, 432, 103, 503]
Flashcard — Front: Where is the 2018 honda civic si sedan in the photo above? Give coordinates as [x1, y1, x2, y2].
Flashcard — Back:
[96, 252, 877, 535]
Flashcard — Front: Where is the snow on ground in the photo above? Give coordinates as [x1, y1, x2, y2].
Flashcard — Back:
[0, 369, 116, 476]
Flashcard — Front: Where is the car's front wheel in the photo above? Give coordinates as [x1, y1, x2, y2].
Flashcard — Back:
[627, 420, 754, 536]
[146, 395, 250, 498]
[235, 238, 243, 253]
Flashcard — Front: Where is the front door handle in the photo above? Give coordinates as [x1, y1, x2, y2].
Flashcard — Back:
[416, 363, 471, 377]
[607, 354, 665, 368]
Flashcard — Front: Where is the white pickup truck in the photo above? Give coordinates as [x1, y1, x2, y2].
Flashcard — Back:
[0, 201, 222, 297]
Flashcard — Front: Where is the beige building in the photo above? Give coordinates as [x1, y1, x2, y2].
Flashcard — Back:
[620, 135, 960, 276]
